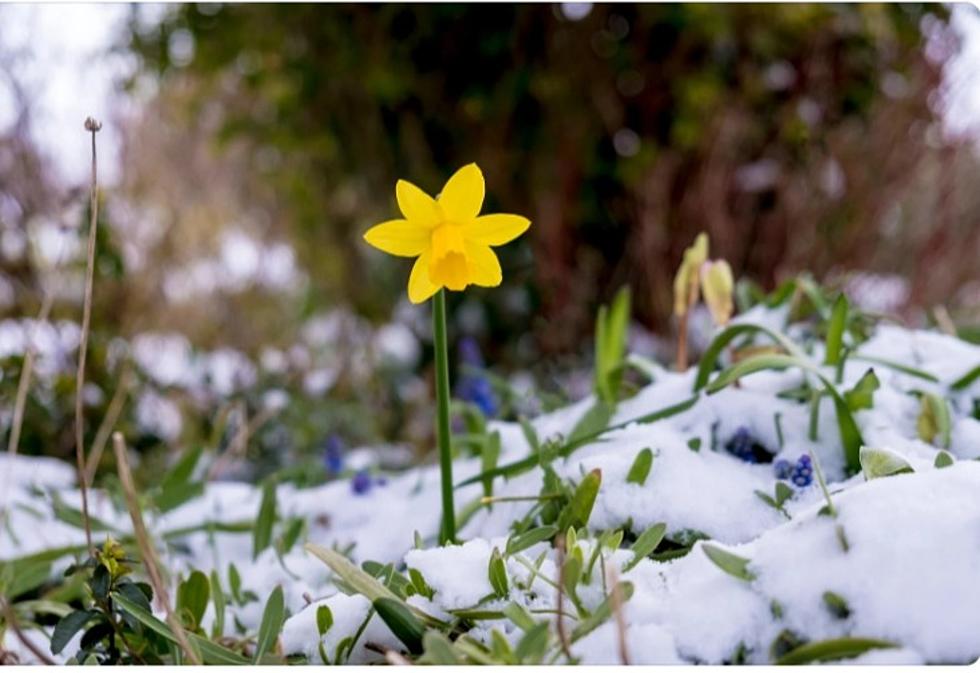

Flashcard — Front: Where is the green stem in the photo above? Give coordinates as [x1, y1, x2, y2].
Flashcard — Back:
[433, 289, 456, 544]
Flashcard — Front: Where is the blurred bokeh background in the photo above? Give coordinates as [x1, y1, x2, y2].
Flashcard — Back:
[0, 3, 978, 480]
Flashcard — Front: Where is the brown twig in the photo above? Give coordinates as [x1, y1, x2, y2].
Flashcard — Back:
[74, 117, 102, 556]
[676, 310, 689, 371]
[83, 363, 132, 485]
[0, 291, 57, 529]
[0, 595, 57, 665]
[554, 537, 573, 661]
[606, 566, 631, 665]
[112, 432, 202, 665]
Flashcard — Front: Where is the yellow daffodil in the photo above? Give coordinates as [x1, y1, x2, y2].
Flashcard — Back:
[364, 163, 530, 304]
[701, 259, 734, 326]
[672, 232, 709, 316]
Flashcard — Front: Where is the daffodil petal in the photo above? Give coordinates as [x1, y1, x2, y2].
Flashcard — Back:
[464, 242, 502, 287]
[438, 163, 484, 222]
[363, 219, 431, 257]
[396, 180, 440, 227]
[408, 250, 440, 304]
[463, 213, 530, 247]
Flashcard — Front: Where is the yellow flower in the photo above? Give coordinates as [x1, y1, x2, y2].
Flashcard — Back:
[364, 163, 531, 304]
[701, 259, 734, 326]
[672, 232, 709, 316]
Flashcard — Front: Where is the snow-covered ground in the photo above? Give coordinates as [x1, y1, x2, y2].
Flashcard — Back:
[2, 306, 979, 664]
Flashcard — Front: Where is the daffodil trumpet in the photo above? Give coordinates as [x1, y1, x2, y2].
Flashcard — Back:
[364, 163, 530, 544]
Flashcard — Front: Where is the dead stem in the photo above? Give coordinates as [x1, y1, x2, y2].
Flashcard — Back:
[606, 566, 631, 665]
[554, 537, 573, 661]
[112, 432, 202, 665]
[676, 310, 689, 371]
[84, 363, 133, 485]
[0, 291, 57, 529]
[74, 117, 102, 556]
[0, 595, 57, 665]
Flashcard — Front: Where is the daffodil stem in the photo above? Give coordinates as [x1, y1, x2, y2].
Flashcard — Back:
[433, 289, 456, 544]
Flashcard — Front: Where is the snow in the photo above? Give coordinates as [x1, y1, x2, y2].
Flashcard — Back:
[2, 312, 979, 664]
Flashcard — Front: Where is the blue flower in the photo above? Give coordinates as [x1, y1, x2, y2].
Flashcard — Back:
[456, 337, 498, 418]
[773, 459, 793, 480]
[351, 470, 373, 495]
[726, 427, 757, 463]
[790, 454, 813, 488]
[323, 435, 345, 476]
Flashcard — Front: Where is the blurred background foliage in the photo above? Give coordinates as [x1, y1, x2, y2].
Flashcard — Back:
[1, 3, 978, 479]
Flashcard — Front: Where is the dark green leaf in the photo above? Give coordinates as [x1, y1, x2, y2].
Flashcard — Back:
[822, 591, 851, 619]
[950, 363, 980, 391]
[316, 605, 333, 636]
[934, 451, 954, 468]
[373, 597, 425, 655]
[88, 564, 110, 600]
[51, 610, 97, 655]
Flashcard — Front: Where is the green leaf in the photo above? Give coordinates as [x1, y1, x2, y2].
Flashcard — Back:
[916, 392, 951, 449]
[556, 469, 602, 533]
[502, 602, 536, 632]
[176, 570, 210, 630]
[707, 352, 864, 473]
[514, 622, 550, 663]
[934, 451, 954, 468]
[228, 563, 244, 604]
[481, 431, 501, 502]
[694, 323, 806, 392]
[824, 294, 848, 366]
[1, 559, 51, 599]
[111, 590, 248, 664]
[822, 591, 851, 619]
[702, 543, 756, 582]
[775, 637, 897, 665]
[850, 354, 939, 383]
[568, 402, 614, 445]
[622, 522, 666, 572]
[277, 517, 306, 555]
[505, 526, 557, 556]
[594, 286, 631, 404]
[950, 363, 980, 391]
[210, 570, 226, 639]
[373, 597, 425, 655]
[488, 548, 508, 599]
[88, 564, 110, 600]
[774, 482, 794, 506]
[859, 447, 913, 480]
[518, 416, 540, 453]
[570, 582, 634, 642]
[420, 631, 463, 664]
[626, 448, 653, 486]
[155, 445, 205, 513]
[316, 605, 333, 636]
[253, 585, 286, 663]
[253, 480, 278, 559]
[51, 609, 97, 655]
[844, 369, 880, 411]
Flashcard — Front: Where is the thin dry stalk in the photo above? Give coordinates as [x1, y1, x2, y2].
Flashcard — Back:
[606, 566, 631, 665]
[0, 291, 57, 528]
[0, 596, 57, 665]
[74, 117, 102, 556]
[112, 432, 202, 665]
[676, 310, 689, 371]
[554, 538, 573, 661]
[83, 364, 133, 484]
